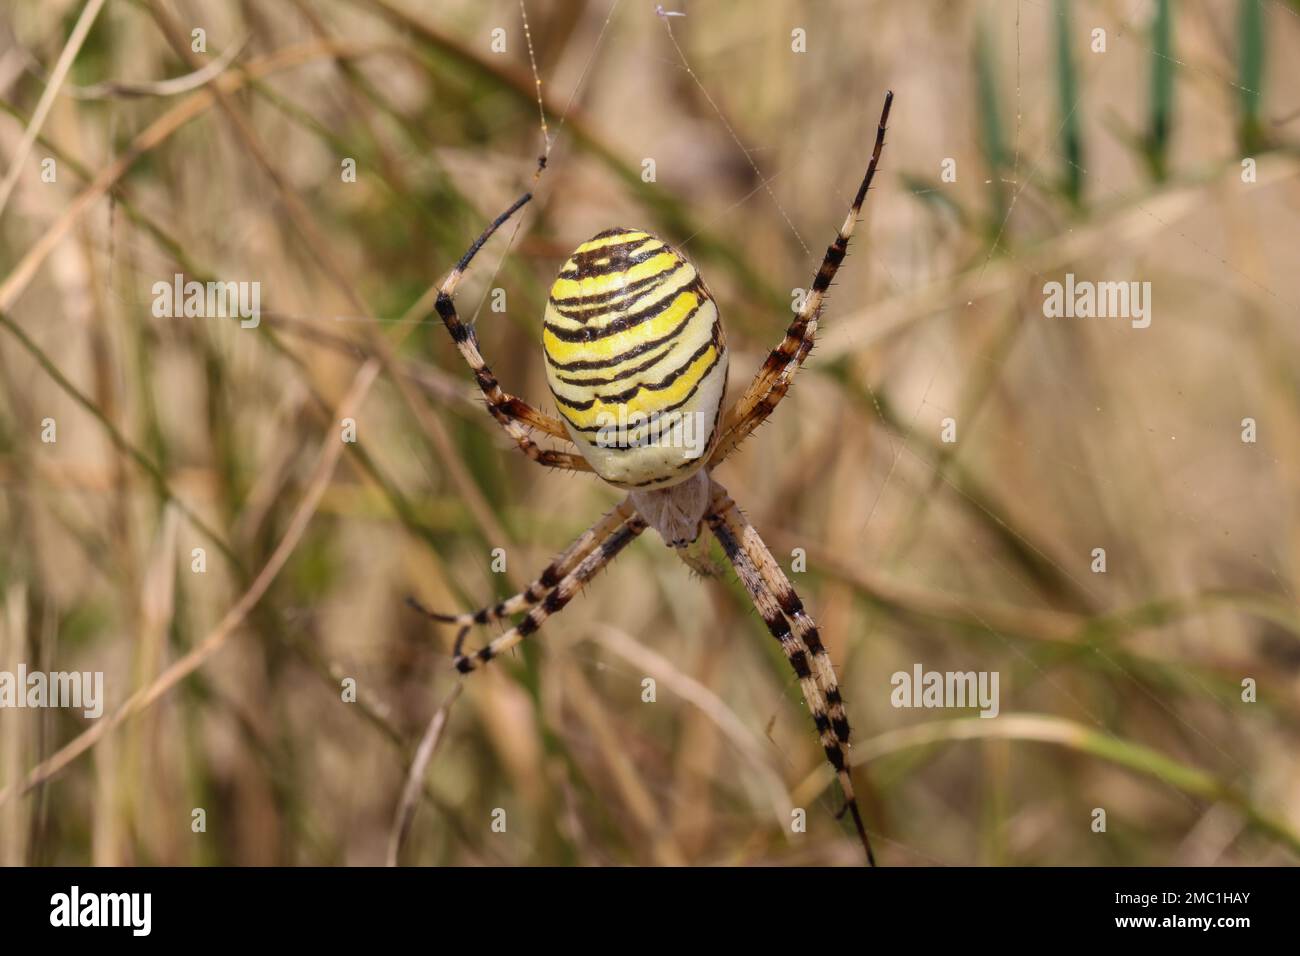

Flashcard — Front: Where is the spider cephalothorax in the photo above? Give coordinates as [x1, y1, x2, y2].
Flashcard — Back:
[415, 92, 893, 864]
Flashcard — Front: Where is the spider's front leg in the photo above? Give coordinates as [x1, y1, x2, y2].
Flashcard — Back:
[410, 500, 646, 673]
[451, 514, 647, 673]
[704, 479, 876, 865]
[408, 498, 636, 628]
[433, 192, 592, 473]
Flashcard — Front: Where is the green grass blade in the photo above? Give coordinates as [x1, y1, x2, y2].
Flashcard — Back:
[1054, 0, 1083, 207]
[1238, 0, 1266, 152]
[1145, 0, 1174, 180]
[975, 14, 1008, 233]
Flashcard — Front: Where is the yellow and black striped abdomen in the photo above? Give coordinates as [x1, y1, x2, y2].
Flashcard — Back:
[544, 228, 728, 490]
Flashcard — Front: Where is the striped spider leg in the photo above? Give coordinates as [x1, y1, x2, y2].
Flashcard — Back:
[407, 496, 636, 628]
[710, 91, 892, 467]
[433, 193, 593, 473]
[444, 508, 648, 673]
[704, 479, 873, 864]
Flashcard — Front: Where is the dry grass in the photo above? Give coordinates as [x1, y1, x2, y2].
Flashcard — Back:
[0, 0, 1298, 866]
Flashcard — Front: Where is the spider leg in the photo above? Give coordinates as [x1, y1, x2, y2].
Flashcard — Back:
[408, 497, 636, 626]
[451, 512, 648, 673]
[495, 398, 571, 441]
[435, 192, 591, 472]
[709, 91, 892, 468]
[705, 481, 876, 865]
[712, 485, 854, 753]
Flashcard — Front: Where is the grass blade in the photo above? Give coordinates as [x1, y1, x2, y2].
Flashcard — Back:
[1145, 0, 1174, 180]
[1054, 0, 1083, 207]
[1237, 0, 1266, 152]
[975, 14, 1008, 234]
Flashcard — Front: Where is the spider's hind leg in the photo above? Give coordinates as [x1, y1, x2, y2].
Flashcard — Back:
[708, 91, 893, 468]
[433, 192, 591, 473]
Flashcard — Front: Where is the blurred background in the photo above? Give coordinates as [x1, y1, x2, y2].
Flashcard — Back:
[0, 0, 1298, 866]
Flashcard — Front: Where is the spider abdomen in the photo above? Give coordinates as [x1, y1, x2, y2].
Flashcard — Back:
[543, 228, 728, 490]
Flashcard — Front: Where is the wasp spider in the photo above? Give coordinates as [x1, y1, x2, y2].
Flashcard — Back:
[413, 92, 893, 864]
